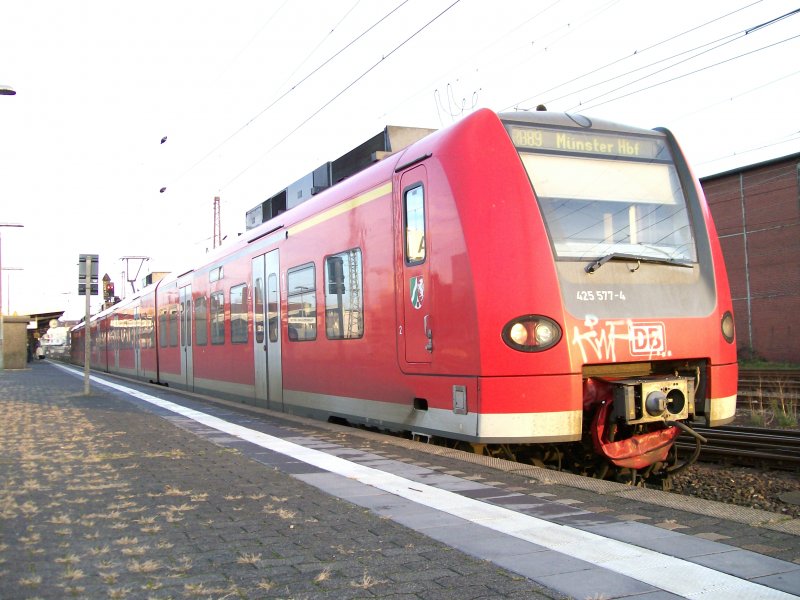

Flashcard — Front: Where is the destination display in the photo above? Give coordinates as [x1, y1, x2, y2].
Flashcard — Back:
[507, 125, 666, 160]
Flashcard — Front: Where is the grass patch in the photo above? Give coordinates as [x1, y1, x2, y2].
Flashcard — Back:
[350, 570, 386, 589]
[314, 567, 331, 583]
[743, 378, 798, 428]
[127, 559, 160, 574]
[236, 553, 262, 566]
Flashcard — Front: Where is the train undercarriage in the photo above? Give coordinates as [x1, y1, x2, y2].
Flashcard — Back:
[442, 368, 711, 490]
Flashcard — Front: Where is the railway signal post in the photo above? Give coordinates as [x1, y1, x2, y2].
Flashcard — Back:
[78, 254, 98, 395]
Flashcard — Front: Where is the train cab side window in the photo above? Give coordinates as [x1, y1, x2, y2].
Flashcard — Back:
[210, 291, 225, 345]
[325, 249, 363, 340]
[195, 296, 208, 346]
[287, 264, 316, 341]
[230, 283, 248, 344]
[404, 184, 426, 264]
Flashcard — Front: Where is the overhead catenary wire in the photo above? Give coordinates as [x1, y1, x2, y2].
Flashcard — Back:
[564, 7, 800, 112]
[220, 0, 464, 192]
[670, 68, 800, 123]
[487, 0, 623, 104]
[275, 0, 364, 94]
[698, 131, 800, 171]
[669, 68, 800, 175]
[161, 0, 412, 193]
[374, 0, 616, 132]
[570, 30, 800, 113]
[504, 0, 767, 112]
[163, 0, 799, 238]
[211, 0, 291, 85]
[178, 2, 788, 195]
[543, 28, 745, 108]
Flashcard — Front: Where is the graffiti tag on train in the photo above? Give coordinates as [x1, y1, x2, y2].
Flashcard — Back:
[572, 317, 669, 363]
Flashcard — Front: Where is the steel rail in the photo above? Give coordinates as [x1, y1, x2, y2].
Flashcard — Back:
[676, 425, 800, 470]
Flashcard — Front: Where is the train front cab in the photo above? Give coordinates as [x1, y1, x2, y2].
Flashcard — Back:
[405, 109, 737, 481]
[496, 110, 738, 479]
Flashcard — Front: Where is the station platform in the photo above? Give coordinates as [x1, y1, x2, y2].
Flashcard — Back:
[1, 361, 799, 599]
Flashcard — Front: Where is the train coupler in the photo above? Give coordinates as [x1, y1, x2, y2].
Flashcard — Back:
[610, 375, 695, 425]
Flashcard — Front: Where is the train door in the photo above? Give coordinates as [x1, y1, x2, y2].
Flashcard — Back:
[252, 250, 283, 409]
[179, 285, 193, 389]
[399, 166, 433, 365]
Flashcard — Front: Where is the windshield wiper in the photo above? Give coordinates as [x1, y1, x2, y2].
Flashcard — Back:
[585, 252, 694, 274]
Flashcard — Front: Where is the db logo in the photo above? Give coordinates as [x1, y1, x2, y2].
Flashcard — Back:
[629, 322, 667, 356]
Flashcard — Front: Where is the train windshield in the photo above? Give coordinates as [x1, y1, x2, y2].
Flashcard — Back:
[509, 124, 697, 264]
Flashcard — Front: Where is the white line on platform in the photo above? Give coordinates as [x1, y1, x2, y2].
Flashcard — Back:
[53, 363, 797, 600]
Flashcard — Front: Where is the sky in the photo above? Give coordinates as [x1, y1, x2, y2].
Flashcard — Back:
[1, 0, 799, 320]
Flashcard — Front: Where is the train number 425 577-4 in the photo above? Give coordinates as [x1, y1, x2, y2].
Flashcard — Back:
[576, 290, 626, 302]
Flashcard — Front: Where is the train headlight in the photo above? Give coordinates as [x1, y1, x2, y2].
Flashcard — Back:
[502, 315, 561, 352]
[721, 311, 735, 343]
[509, 323, 529, 346]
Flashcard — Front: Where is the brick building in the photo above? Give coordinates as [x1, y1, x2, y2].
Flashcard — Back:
[701, 152, 800, 363]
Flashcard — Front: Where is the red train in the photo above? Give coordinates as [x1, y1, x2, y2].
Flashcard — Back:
[71, 108, 737, 485]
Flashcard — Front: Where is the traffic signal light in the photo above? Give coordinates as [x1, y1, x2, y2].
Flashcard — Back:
[102, 276, 114, 301]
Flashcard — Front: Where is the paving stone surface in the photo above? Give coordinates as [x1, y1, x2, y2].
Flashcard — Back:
[4, 361, 800, 599]
[0, 363, 562, 600]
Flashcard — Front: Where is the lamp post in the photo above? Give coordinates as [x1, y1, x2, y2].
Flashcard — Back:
[0, 88, 17, 369]
[0, 224, 24, 370]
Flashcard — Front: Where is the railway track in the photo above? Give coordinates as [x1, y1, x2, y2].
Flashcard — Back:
[677, 425, 800, 471]
[739, 368, 800, 379]
[739, 369, 800, 394]
[738, 369, 800, 397]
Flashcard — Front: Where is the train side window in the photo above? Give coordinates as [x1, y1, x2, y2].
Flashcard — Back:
[209, 266, 223, 282]
[287, 263, 316, 341]
[325, 249, 363, 340]
[195, 296, 208, 346]
[268, 274, 279, 343]
[210, 291, 225, 345]
[159, 309, 168, 348]
[180, 300, 190, 347]
[185, 299, 191, 347]
[254, 278, 264, 344]
[230, 283, 248, 344]
[404, 184, 426, 264]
